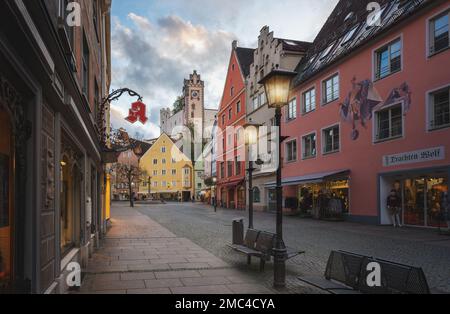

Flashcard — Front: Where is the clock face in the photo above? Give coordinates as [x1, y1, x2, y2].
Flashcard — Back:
[191, 90, 199, 98]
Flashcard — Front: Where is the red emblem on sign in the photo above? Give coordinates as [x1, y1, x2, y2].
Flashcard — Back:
[125, 101, 148, 125]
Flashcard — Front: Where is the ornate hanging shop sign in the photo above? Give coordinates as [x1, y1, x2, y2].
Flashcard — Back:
[125, 100, 148, 125]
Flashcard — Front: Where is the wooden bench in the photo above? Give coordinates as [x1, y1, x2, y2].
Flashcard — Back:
[228, 229, 305, 271]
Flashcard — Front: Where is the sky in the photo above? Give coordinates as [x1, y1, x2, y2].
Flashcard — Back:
[110, 0, 339, 140]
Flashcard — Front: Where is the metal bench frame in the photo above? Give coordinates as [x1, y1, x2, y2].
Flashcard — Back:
[228, 229, 305, 271]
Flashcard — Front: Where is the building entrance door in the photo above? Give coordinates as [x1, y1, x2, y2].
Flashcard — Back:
[0, 107, 13, 291]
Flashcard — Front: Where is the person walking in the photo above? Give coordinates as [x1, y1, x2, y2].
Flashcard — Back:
[387, 189, 402, 228]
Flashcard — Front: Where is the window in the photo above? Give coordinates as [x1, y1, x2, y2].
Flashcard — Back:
[161, 147, 166, 153]
[153, 182, 158, 188]
[302, 88, 316, 114]
[162, 181, 167, 187]
[227, 161, 233, 177]
[430, 11, 449, 55]
[258, 93, 266, 106]
[375, 105, 403, 141]
[375, 39, 401, 80]
[60, 0, 74, 47]
[93, 0, 99, 38]
[153, 159, 158, 165]
[429, 87, 450, 130]
[287, 98, 297, 120]
[228, 108, 232, 120]
[231, 86, 234, 96]
[184, 168, 190, 175]
[172, 169, 177, 175]
[235, 156, 241, 175]
[253, 187, 261, 203]
[220, 162, 225, 178]
[172, 181, 177, 187]
[221, 115, 225, 125]
[172, 158, 176, 163]
[322, 74, 339, 104]
[162, 170, 167, 175]
[162, 158, 166, 164]
[323, 125, 340, 154]
[285, 140, 297, 162]
[153, 170, 158, 176]
[253, 97, 259, 110]
[236, 101, 241, 113]
[82, 34, 90, 96]
[302, 133, 317, 159]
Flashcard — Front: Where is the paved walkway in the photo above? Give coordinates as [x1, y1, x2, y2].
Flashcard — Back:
[79, 206, 276, 294]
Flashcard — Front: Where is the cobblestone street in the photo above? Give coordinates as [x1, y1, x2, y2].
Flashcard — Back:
[134, 202, 450, 293]
[79, 203, 318, 294]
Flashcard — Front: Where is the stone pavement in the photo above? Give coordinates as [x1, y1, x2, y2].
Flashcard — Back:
[78, 206, 278, 294]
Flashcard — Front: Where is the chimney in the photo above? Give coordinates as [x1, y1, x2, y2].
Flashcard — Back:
[232, 40, 238, 50]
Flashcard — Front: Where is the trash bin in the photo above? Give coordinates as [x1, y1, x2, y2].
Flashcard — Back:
[232, 218, 244, 245]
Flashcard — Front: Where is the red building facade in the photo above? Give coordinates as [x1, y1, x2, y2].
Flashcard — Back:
[216, 41, 254, 209]
[280, 0, 450, 227]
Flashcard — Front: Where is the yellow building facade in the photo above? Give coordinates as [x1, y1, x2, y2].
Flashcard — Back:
[139, 133, 194, 201]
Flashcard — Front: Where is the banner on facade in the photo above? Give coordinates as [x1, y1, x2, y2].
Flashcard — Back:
[383, 146, 445, 167]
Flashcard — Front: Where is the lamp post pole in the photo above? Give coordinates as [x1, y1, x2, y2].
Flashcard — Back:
[148, 176, 152, 199]
[273, 107, 287, 288]
[247, 161, 255, 229]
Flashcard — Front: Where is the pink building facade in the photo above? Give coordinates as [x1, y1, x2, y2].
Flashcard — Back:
[280, 0, 450, 227]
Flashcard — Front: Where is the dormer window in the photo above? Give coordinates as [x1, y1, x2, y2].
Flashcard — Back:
[341, 25, 359, 46]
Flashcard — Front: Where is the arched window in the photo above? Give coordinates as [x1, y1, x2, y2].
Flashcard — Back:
[253, 187, 261, 203]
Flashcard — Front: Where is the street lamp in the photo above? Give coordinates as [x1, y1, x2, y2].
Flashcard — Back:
[244, 122, 263, 230]
[259, 68, 297, 288]
[212, 176, 218, 212]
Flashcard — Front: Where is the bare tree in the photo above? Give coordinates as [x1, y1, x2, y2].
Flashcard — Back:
[112, 163, 147, 207]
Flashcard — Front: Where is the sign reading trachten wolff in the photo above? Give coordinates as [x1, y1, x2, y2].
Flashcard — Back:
[383, 146, 445, 167]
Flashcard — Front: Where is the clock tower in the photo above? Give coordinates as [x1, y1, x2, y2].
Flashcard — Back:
[183, 70, 204, 139]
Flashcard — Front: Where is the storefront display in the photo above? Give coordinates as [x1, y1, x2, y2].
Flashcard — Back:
[390, 173, 448, 228]
[298, 179, 349, 219]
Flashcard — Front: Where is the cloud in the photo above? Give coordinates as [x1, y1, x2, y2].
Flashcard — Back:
[110, 1, 339, 139]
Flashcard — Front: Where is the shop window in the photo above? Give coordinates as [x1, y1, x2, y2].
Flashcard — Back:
[429, 10, 449, 56]
[287, 98, 297, 121]
[253, 187, 261, 203]
[323, 125, 340, 154]
[60, 155, 81, 256]
[375, 104, 403, 141]
[285, 140, 297, 162]
[302, 133, 317, 159]
[429, 87, 450, 130]
[302, 88, 316, 114]
[375, 38, 402, 80]
[322, 74, 339, 104]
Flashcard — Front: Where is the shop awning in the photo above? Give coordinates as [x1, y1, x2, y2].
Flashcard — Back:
[264, 169, 350, 188]
[219, 179, 245, 188]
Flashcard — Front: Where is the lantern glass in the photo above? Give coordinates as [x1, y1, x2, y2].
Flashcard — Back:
[245, 126, 258, 145]
[259, 69, 297, 108]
